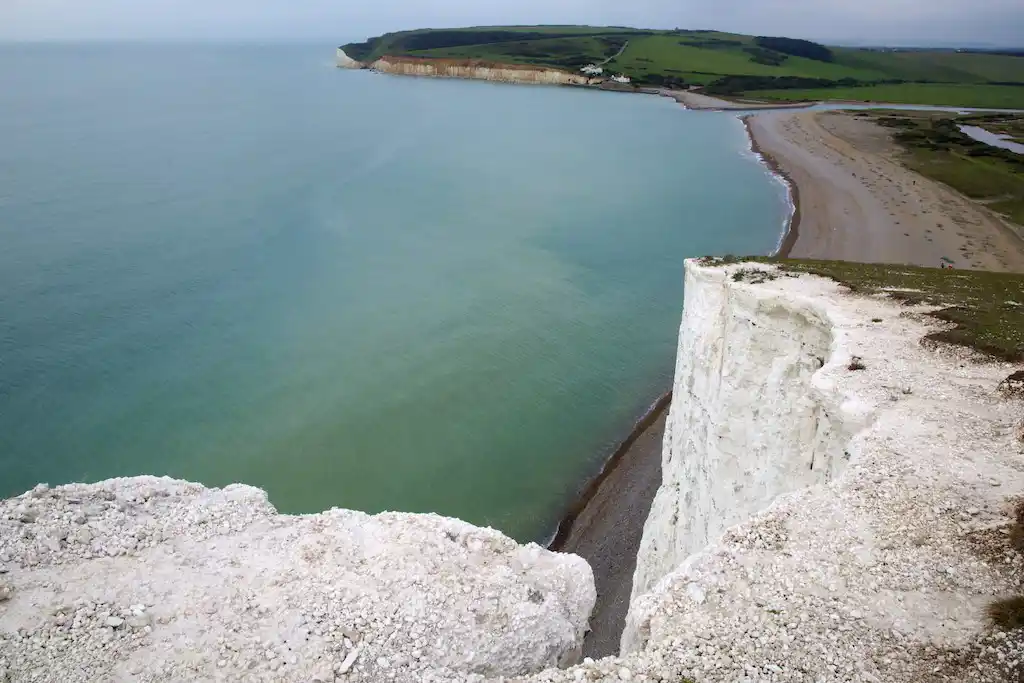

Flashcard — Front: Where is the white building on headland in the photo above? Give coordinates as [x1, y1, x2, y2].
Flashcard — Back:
[580, 64, 604, 76]
[610, 74, 631, 84]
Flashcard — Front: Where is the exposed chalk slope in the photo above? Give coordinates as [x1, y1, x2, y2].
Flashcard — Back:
[0, 478, 595, 682]
[614, 260, 1024, 681]
[629, 261, 856, 604]
[370, 57, 597, 86]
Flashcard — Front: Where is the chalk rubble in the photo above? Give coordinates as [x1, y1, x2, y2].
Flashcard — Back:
[0, 478, 594, 682]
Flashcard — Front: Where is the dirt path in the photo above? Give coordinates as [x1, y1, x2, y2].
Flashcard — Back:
[596, 41, 629, 67]
[747, 110, 1024, 271]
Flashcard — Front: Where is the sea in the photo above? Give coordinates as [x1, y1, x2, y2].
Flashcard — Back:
[0, 43, 787, 541]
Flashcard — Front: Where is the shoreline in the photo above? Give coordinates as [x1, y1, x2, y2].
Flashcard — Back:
[741, 115, 800, 258]
[657, 88, 817, 112]
[340, 58, 817, 113]
[547, 390, 672, 551]
[543, 112, 803, 653]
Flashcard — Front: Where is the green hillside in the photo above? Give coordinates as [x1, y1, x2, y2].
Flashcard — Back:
[747, 83, 1024, 109]
[340, 26, 1024, 108]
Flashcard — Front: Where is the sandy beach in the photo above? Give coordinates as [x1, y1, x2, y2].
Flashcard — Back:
[548, 393, 670, 657]
[747, 110, 1024, 270]
[657, 89, 814, 111]
[554, 411, 666, 658]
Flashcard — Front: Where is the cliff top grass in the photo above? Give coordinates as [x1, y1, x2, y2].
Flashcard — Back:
[702, 257, 1024, 362]
[341, 25, 1024, 106]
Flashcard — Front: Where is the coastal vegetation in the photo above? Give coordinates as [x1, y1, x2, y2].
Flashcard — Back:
[746, 83, 1024, 109]
[770, 259, 1024, 362]
[857, 110, 1024, 225]
[986, 500, 1024, 631]
[341, 26, 1024, 107]
[702, 257, 1024, 362]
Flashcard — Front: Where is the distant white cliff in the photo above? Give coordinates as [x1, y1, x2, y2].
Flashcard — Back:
[0, 478, 594, 682]
[335, 49, 598, 87]
[629, 260, 860, 603]
[335, 48, 363, 70]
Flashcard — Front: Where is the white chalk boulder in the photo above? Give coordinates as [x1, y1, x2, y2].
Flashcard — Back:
[0, 477, 595, 682]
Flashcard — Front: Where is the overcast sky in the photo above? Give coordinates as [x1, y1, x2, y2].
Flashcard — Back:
[1, 0, 1021, 46]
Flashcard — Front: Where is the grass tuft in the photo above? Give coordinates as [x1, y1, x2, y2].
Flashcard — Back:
[732, 268, 778, 284]
[986, 500, 1024, 630]
[998, 370, 1024, 399]
[988, 596, 1024, 630]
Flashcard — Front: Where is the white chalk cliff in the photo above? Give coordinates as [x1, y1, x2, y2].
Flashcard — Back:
[629, 260, 859, 605]
[335, 48, 597, 86]
[2, 260, 1022, 682]
[335, 48, 363, 70]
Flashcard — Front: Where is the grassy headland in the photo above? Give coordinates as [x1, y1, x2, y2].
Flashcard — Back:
[341, 26, 1024, 108]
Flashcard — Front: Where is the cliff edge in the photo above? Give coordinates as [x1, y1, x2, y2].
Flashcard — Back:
[3, 260, 1023, 683]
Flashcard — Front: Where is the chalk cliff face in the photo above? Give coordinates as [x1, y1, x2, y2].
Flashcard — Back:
[628, 261, 859, 604]
[335, 51, 596, 86]
[610, 260, 1024, 681]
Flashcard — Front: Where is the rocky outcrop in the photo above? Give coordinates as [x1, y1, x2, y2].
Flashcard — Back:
[366, 56, 597, 86]
[0, 478, 594, 682]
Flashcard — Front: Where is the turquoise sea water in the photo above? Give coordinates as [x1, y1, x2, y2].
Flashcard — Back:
[0, 44, 786, 541]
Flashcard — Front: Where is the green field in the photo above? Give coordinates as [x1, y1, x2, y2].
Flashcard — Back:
[341, 26, 1024, 108]
[829, 49, 1024, 83]
[605, 35, 888, 81]
[746, 84, 1024, 109]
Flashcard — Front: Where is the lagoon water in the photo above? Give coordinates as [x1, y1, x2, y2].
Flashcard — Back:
[0, 44, 786, 540]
